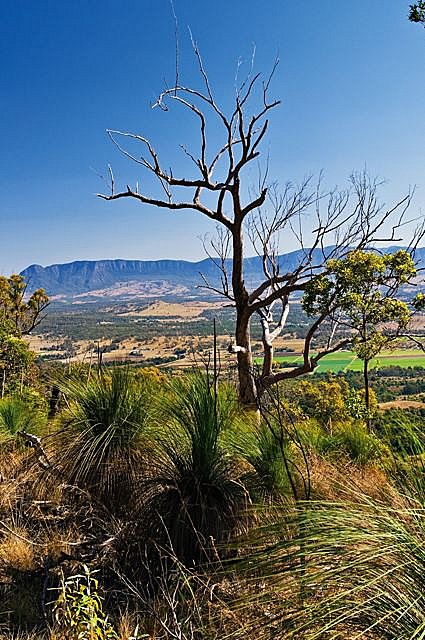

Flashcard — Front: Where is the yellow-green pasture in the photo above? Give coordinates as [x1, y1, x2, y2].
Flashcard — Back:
[255, 349, 425, 374]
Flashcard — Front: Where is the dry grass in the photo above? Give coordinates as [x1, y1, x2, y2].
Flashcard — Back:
[308, 452, 397, 503]
[28, 331, 233, 367]
[115, 610, 144, 640]
[0, 526, 35, 572]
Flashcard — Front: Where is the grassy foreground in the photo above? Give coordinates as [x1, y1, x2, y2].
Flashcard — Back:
[0, 367, 424, 639]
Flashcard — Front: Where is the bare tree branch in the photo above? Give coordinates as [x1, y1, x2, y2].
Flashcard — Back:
[100, 43, 422, 405]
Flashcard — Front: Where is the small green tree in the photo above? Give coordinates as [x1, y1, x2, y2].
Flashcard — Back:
[0, 323, 36, 397]
[303, 250, 422, 427]
[295, 377, 350, 431]
[0, 275, 48, 398]
[0, 274, 48, 336]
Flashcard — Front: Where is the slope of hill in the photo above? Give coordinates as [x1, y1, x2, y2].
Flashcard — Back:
[20, 247, 425, 302]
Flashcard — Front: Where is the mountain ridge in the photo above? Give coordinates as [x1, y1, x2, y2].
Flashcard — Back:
[20, 247, 425, 301]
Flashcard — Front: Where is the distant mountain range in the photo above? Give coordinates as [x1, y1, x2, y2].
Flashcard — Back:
[20, 247, 425, 302]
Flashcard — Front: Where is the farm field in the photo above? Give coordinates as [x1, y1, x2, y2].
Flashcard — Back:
[255, 349, 425, 373]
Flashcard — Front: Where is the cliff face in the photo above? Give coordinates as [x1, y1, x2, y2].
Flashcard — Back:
[19, 248, 328, 295]
[20, 247, 424, 300]
[21, 259, 209, 294]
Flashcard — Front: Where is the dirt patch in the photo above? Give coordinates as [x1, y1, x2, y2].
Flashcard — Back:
[119, 300, 226, 318]
[380, 400, 424, 410]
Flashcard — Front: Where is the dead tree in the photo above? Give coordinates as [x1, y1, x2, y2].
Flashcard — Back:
[99, 45, 420, 406]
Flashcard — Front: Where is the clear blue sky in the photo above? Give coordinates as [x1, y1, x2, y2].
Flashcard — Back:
[1, 0, 424, 274]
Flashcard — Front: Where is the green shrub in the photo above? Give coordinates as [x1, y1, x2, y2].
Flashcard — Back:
[374, 408, 425, 455]
[238, 421, 295, 500]
[298, 420, 336, 456]
[52, 564, 118, 639]
[299, 420, 386, 466]
[333, 422, 385, 466]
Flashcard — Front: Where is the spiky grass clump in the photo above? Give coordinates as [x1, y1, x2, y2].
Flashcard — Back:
[232, 464, 425, 640]
[50, 368, 153, 508]
[236, 421, 293, 501]
[287, 496, 425, 639]
[0, 396, 45, 441]
[140, 373, 248, 567]
[333, 422, 385, 466]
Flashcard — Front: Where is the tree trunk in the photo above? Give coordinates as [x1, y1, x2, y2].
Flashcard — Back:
[262, 339, 273, 381]
[48, 385, 61, 419]
[256, 335, 273, 401]
[231, 214, 258, 406]
[235, 312, 258, 406]
[363, 358, 371, 430]
[259, 313, 274, 380]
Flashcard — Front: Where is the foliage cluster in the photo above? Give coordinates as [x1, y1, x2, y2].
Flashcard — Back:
[410, 0, 425, 23]
[0, 275, 48, 336]
[52, 565, 118, 640]
[0, 274, 48, 401]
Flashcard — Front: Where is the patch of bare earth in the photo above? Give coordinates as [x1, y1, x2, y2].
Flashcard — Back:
[119, 300, 227, 318]
[380, 399, 424, 410]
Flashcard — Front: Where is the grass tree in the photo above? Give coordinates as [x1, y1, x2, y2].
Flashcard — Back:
[244, 495, 425, 640]
[289, 494, 425, 639]
[140, 372, 248, 566]
[237, 421, 294, 501]
[228, 441, 425, 640]
[50, 368, 152, 509]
